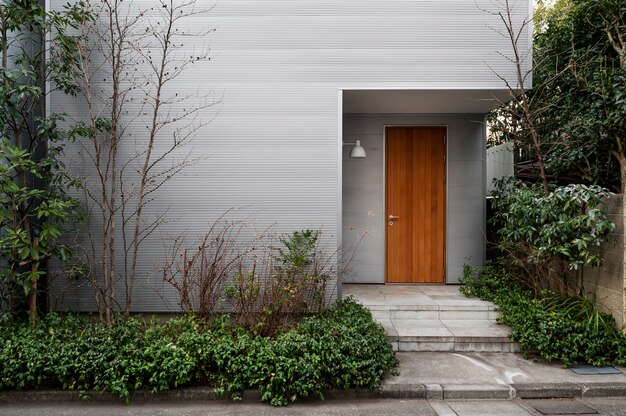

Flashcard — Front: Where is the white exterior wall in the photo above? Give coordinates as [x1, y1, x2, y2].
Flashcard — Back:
[49, 0, 531, 311]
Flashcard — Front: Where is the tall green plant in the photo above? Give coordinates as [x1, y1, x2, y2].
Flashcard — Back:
[0, 1, 91, 323]
[276, 229, 320, 274]
[531, 0, 626, 191]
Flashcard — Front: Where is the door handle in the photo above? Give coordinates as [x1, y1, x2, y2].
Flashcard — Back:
[388, 215, 400, 220]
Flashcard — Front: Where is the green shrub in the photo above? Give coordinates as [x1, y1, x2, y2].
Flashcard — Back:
[491, 179, 614, 270]
[299, 298, 399, 390]
[462, 263, 626, 367]
[0, 314, 202, 398]
[210, 329, 325, 406]
[489, 178, 615, 293]
[210, 298, 398, 406]
[460, 263, 522, 304]
[0, 299, 397, 406]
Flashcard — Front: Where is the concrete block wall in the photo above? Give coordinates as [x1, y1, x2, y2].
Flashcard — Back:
[582, 194, 626, 330]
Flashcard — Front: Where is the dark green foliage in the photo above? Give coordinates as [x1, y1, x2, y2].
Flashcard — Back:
[0, 138, 81, 319]
[525, 0, 625, 190]
[462, 263, 626, 367]
[491, 178, 614, 271]
[299, 298, 399, 391]
[489, 178, 614, 293]
[0, 299, 398, 406]
[209, 298, 398, 406]
[0, 0, 92, 321]
[0, 314, 199, 398]
[488, 0, 626, 190]
[460, 263, 520, 305]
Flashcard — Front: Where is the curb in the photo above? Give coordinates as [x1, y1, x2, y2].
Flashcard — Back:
[2, 383, 626, 404]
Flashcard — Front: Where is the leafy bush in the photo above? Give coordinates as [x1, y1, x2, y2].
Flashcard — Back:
[0, 299, 397, 406]
[0, 314, 201, 398]
[490, 178, 615, 292]
[210, 298, 398, 405]
[492, 178, 614, 270]
[462, 263, 626, 367]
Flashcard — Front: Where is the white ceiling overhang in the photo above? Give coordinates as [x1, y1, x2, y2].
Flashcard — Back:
[342, 89, 517, 114]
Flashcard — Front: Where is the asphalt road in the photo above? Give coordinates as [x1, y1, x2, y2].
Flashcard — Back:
[2, 398, 626, 416]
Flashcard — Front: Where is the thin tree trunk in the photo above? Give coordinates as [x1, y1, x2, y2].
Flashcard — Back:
[28, 263, 37, 326]
[106, 2, 123, 322]
[502, 0, 550, 195]
[125, 2, 174, 318]
[611, 134, 626, 194]
[604, 20, 625, 192]
[621, 159, 626, 195]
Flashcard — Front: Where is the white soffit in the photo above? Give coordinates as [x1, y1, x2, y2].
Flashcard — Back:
[342, 89, 514, 114]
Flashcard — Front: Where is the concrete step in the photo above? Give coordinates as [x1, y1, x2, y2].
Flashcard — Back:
[343, 284, 520, 353]
[367, 303, 501, 321]
[389, 333, 520, 353]
[367, 305, 520, 353]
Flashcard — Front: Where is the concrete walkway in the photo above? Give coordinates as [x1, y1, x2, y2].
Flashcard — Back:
[343, 284, 518, 352]
[384, 351, 626, 399]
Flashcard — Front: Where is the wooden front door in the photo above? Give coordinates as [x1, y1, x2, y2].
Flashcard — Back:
[385, 126, 446, 283]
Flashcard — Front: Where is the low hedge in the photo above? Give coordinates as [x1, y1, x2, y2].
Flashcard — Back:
[0, 298, 398, 406]
[461, 263, 626, 367]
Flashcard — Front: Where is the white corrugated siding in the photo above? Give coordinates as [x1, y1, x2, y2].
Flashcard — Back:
[49, 0, 531, 311]
[486, 142, 515, 193]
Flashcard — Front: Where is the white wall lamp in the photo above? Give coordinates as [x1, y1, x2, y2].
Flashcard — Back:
[343, 140, 367, 159]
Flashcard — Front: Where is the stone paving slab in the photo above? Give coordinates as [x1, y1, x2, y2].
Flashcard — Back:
[393, 324, 454, 337]
[391, 311, 440, 319]
[446, 327, 511, 338]
[441, 319, 499, 328]
[398, 319, 448, 328]
[447, 400, 534, 416]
